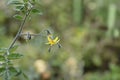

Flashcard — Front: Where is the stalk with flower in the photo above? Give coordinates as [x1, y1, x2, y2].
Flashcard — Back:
[46, 30, 61, 52]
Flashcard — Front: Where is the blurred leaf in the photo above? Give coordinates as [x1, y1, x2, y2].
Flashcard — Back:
[13, 15, 23, 20]
[31, 9, 42, 15]
[109, 64, 120, 73]
[14, 5, 24, 11]
[9, 67, 20, 77]
[8, 53, 23, 60]
[0, 55, 5, 61]
[7, 0, 23, 5]
[32, 0, 35, 2]
[1, 62, 13, 67]
[22, 72, 29, 80]
[0, 48, 7, 54]
[10, 45, 19, 53]
[9, 67, 17, 73]
[23, 0, 28, 3]
[0, 67, 5, 76]
[15, 69, 22, 76]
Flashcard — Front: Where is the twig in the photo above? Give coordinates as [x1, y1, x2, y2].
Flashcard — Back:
[4, 8, 32, 80]
[8, 9, 32, 51]
[4, 52, 10, 80]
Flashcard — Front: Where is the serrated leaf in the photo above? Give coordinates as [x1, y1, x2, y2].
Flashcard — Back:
[0, 67, 5, 76]
[13, 15, 23, 20]
[8, 53, 23, 60]
[7, 0, 23, 5]
[31, 9, 42, 15]
[10, 45, 19, 53]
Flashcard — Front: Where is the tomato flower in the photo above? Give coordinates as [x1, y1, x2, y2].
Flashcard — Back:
[45, 30, 61, 52]
[46, 35, 60, 46]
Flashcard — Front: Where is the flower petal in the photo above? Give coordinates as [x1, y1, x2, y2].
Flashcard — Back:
[47, 35, 53, 42]
[53, 37, 59, 42]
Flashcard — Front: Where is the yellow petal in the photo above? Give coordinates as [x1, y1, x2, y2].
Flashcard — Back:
[47, 36, 52, 42]
[56, 39, 60, 43]
[53, 37, 59, 42]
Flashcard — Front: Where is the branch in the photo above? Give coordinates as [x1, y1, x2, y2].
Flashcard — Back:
[4, 8, 32, 80]
[8, 9, 32, 51]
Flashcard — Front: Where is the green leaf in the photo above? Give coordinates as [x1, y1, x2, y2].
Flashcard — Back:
[31, 9, 42, 15]
[13, 15, 23, 20]
[32, 0, 35, 2]
[8, 53, 23, 60]
[14, 5, 24, 11]
[10, 45, 19, 53]
[7, 0, 23, 5]
[15, 69, 22, 76]
[23, 0, 28, 3]
[0, 67, 5, 76]
[1, 62, 13, 67]
[9, 67, 19, 76]
[0, 55, 5, 61]
[9, 67, 17, 73]
[0, 48, 7, 54]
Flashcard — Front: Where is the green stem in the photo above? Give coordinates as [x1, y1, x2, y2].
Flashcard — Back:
[4, 53, 10, 80]
[8, 9, 32, 51]
[4, 9, 32, 80]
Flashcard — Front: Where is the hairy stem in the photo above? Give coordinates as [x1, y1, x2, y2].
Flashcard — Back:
[4, 9, 32, 80]
[5, 54, 10, 80]
[8, 9, 31, 51]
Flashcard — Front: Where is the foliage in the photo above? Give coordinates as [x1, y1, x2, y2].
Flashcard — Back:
[0, 0, 43, 80]
[0, 0, 120, 80]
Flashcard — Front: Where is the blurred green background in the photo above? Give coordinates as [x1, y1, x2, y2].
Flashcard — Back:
[0, 0, 120, 80]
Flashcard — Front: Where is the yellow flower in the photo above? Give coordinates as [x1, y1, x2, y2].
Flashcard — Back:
[46, 35, 60, 46]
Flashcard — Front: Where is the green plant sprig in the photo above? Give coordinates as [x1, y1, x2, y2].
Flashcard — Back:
[8, 8, 32, 51]
[0, 0, 41, 80]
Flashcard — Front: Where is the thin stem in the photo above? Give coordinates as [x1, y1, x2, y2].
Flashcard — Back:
[4, 8, 32, 80]
[8, 9, 31, 51]
[4, 55, 10, 80]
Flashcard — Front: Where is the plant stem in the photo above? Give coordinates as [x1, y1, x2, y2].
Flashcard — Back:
[4, 53, 10, 80]
[4, 9, 32, 80]
[8, 9, 31, 51]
